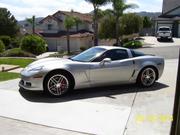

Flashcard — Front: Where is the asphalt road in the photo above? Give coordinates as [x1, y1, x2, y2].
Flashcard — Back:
[137, 46, 180, 59]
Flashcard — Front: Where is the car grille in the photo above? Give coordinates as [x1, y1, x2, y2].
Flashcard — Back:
[20, 80, 24, 86]
[20, 80, 31, 87]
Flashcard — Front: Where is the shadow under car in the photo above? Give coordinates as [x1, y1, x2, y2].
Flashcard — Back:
[19, 82, 169, 103]
[157, 38, 174, 43]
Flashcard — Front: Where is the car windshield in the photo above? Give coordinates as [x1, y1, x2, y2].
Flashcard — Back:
[159, 27, 170, 31]
[70, 47, 106, 62]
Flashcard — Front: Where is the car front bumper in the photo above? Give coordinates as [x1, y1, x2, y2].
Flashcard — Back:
[19, 70, 45, 91]
[157, 37, 172, 39]
[157, 35, 172, 39]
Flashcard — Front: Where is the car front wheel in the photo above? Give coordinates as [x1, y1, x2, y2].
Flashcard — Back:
[44, 71, 71, 97]
[137, 67, 157, 87]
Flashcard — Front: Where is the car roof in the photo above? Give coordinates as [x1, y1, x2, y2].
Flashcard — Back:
[94, 46, 129, 51]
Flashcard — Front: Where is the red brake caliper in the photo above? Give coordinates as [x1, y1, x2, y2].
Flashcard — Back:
[60, 79, 66, 90]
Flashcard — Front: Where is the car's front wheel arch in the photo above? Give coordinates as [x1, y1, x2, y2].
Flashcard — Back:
[43, 69, 75, 96]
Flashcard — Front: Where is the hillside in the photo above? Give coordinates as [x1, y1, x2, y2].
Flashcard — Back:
[18, 17, 44, 26]
[135, 11, 161, 18]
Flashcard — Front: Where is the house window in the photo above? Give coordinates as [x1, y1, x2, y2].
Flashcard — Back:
[47, 24, 53, 30]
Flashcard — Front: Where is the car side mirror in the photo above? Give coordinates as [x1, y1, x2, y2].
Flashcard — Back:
[100, 58, 111, 66]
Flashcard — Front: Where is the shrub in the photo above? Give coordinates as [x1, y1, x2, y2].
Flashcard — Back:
[121, 34, 140, 45]
[123, 40, 143, 49]
[11, 38, 20, 48]
[80, 46, 87, 52]
[21, 35, 46, 55]
[0, 36, 11, 49]
[0, 48, 35, 57]
[0, 40, 5, 53]
[121, 38, 129, 44]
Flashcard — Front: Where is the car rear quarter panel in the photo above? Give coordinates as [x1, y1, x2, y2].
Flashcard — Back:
[131, 56, 164, 81]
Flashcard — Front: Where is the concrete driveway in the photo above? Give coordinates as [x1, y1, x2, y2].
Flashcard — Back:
[142, 36, 180, 48]
[0, 59, 178, 135]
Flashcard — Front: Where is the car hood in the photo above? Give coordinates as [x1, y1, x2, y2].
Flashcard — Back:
[26, 57, 73, 70]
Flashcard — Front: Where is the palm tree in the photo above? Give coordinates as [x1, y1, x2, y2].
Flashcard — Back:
[64, 16, 75, 54]
[26, 15, 36, 34]
[111, 0, 138, 46]
[85, 0, 110, 46]
[73, 17, 82, 32]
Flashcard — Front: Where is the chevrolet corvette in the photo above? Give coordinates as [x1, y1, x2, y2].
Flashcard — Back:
[19, 46, 164, 97]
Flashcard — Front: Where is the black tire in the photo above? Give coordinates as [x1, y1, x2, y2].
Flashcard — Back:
[137, 67, 157, 87]
[43, 71, 73, 97]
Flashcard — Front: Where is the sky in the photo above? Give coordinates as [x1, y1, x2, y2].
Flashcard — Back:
[0, 0, 163, 20]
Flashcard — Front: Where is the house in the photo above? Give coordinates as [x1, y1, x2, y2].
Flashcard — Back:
[20, 10, 94, 52]
[39, 11, 93, 52]
[155, 0, 180, 37]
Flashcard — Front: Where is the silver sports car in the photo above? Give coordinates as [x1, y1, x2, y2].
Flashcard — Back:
[19, 46, 164, 97]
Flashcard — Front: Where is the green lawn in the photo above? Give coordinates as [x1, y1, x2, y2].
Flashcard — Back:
[0, 58, 34, 82]
[0, 72, 20, 82]
[0, 58, 34, 68]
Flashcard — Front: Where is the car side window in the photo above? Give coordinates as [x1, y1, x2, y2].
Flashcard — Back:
[131, 50, 145, 57]
[109, 49, 129, 61]
[93, 49, 129, 62]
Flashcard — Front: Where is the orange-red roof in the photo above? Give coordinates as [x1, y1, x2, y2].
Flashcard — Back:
[53, 10, 93, 23]
[39, 15, 62, 23]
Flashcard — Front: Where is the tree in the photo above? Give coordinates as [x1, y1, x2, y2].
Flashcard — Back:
[121, 13, 143, 35]
[70, 9, 82, 32]
[99, 13, 143, 39]
[26, 15, 36, 34]
[99, 15, 116, 39]
[73, 17, 82, 32]
[0, 40, 5, 53]
[110, 0, 138, 46]
[0, 8, 19, 37]
[143, 16, 152, 28]
[85, 0, 110, 46]
[64, 16, 75, 54]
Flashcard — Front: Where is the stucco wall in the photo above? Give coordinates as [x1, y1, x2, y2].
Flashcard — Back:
[155, 21, 173, 32]
[45, 36, 93, 52]
[163, 0, 180, 13]
[155, 20, 180, 37]
[168, 8, 180, 16]
[41, 19, 59, 33]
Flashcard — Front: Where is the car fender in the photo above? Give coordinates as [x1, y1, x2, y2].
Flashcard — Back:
[130, 57, 160, 81]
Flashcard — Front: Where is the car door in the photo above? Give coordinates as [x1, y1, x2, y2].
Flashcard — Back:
[89, 49, 134, 86]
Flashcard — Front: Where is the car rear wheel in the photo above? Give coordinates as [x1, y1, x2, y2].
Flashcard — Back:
[44, 71, 71, 97]
[137, 67, 157, 87]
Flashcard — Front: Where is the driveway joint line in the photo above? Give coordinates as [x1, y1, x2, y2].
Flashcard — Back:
[123, 89, 138, 135]
[0, 116, 91, 135]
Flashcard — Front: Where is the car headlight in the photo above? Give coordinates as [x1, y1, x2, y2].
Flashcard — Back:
[29, 66, 44, 72]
